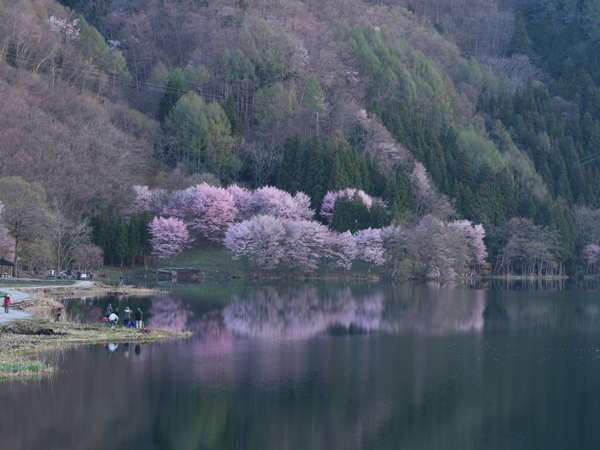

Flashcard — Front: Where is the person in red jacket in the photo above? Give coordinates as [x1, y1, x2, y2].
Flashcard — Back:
[3, 295, 11, 314]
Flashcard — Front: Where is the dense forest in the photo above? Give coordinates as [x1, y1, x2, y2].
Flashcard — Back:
[2, 0, 600, 277]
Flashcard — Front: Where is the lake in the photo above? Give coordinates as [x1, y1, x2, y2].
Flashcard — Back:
[2, 282, 600, 450]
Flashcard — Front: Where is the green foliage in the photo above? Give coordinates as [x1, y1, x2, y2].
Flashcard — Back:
[221, 49, 256, 83]
[330, 196, 391, 233]
[481, 82, 598, 206]
[91, 211, 152, 266]
[254, 82, 296, 128]
[277, 137, 406, 211]
[157, 67, 209, 122]
[510, 14, 532, 55]
[20, 0, 600, 275]
[331, 197, 371, 233]
[77, 17, 129, 79]
[348, 26, 454, 134]
[220, 23, 293, 88]
[524, 1, 600, 86]
[0, 361, 47, 374]
[301, 75, 325, 113]
[164, 92, 240, 181]
[58, 0, 111, 22]
[347, 25, 558, 234]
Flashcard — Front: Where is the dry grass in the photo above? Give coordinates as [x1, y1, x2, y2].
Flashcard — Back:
[0, 320, 190, 381]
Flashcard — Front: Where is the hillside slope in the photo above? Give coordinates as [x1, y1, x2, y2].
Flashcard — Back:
[3, 0, 600, 270]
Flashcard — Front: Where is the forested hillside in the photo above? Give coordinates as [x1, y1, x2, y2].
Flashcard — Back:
[2, 0, 600, 276]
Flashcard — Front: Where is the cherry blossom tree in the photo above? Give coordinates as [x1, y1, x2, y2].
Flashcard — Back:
[448, 220, 488, 269]
[226, 184, 254, 219]
[382, 215, 489, 281]
[250, 186, 314, 220]
[132, 185, 167, 213]
[281, 219, 347, 271]
[160, 187, 196, 218]
[329, 231, 356, 270]
[48, 15, 80, 39]
[410, 163, 454, 219]
[224, 215, 287, 269]
[149, 217, 191, 259]
[185, 184, 238, 240]
[583, 244, 600, 273]
[224, 216, 353, 271]
[353, 228, 385, 266]
[161, 183, 238, 241]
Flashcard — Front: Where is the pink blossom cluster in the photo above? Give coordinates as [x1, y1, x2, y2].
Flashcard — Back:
[138, 184, 488, 272]
[135, 183, 316, 256]
[381, 215, 488, 280]
[48, 16, 80, 39]
[353, 228, 385, 266]
[583, 244, 600, 266]
[132, 185, 168, 213]
[250, 187, 314, 220]
[320, 188, 383, 222]
[149, 217, 191, 259]
[448, 220, 488, 268]
[164, 184, 237, 241]
[224, 215, 354, 271]
[226, 185, 254, 218]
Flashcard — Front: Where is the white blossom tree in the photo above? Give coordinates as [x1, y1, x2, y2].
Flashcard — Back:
[353, 228, 385, 266]
[149, 217, 192, 259]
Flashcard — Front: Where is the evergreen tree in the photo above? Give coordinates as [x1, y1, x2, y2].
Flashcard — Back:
[510, 14, 532, 55]
[158, 69, 188, 122]
[331, 196, 371, 233]
[165, 92, 240, 180]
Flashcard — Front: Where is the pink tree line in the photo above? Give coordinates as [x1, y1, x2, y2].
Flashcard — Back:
[139, 185, 488, 272]
[136, 183, 315, 258]
[382, 215, 488, 281]
[224, 215, 354, 271]
[224, 217, 388, 272]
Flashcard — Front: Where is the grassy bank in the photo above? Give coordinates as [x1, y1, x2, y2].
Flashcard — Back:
[97, 243, 384, 283]
[0, 320, 190, 381]
[0, 279, 76, 288]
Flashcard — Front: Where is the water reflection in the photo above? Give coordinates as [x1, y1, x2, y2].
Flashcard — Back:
[148, 296, 193, 331]
[208, 284, 486, 341]
[223, 286, 385, 339]
[5, 283, 600, 450]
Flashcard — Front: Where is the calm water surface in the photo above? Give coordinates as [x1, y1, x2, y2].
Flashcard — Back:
[2, 282, 600, 450]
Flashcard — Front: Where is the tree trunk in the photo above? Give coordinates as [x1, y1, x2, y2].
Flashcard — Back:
[13, 235, 19, 278]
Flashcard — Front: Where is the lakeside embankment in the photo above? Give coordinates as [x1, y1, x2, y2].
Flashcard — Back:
[0, 283, 189, 381]
[0, 320, 190, 381]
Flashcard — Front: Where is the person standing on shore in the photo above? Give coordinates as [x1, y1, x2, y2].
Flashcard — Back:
[105, 303, 113, 318]
[3, 295, 11, 314]
[135, 307, 144, 329]
[124, 306, 133, 327]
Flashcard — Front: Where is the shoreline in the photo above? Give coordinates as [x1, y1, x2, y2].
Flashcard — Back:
[0, 283, 185, 381]
[13, 284, 166, 321]
[0, 320, 190, 381]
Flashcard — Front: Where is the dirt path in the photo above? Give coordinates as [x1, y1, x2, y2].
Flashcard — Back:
[0, 281, 94, 323]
